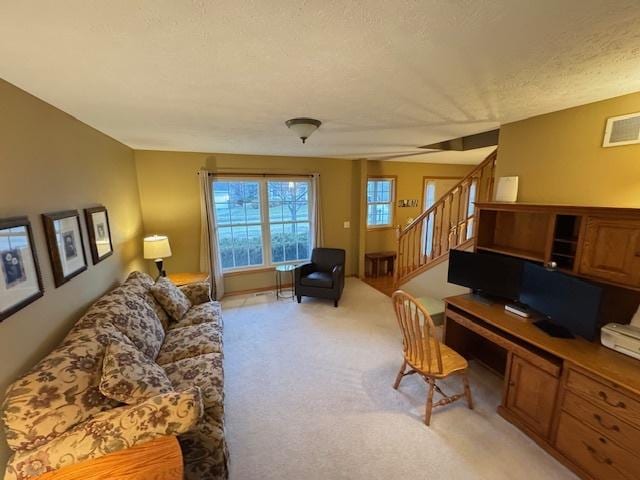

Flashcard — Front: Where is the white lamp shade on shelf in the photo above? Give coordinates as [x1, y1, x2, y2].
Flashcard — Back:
[143, 235, 172, 260]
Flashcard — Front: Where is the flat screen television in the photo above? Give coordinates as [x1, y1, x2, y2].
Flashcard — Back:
[519, 262, 602, 341]
[448, 250, 524, 301]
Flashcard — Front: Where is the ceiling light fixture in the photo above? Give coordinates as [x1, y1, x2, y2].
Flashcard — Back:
[285, 117, 321, 144]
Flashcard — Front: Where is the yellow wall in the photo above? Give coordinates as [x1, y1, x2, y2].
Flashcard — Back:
[496, 91, 640, 207]
[0, 79, 144, 467]
[135, 150, 359, 293]
[365, 161, 474, 253]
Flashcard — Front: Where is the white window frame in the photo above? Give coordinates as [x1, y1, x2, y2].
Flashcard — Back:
[211, 176, 314, 273]
[366, 177, 395, 228]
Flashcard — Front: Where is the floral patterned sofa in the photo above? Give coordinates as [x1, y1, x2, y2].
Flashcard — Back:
[1, 271, 227, 480]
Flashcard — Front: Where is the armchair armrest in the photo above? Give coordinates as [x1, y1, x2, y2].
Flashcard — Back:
[295, 263, 314, 282]
[179, 282, 211, 305]
[332, 264, 345, 293]
[5, 388, 203, 480]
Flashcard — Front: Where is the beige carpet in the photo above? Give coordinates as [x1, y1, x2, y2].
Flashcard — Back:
[221, 279, 577, 480]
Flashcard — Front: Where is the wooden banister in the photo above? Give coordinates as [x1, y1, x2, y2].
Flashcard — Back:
[394, 149, 497, 286]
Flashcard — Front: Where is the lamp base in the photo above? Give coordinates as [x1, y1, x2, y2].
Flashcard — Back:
[154, 259, 166, 279]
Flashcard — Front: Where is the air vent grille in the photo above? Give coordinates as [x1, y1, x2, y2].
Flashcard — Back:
[603, 112, 640, 147]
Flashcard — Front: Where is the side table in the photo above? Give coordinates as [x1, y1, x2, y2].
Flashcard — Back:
[275, 264, 296, 300]
[167, 272, 210, 287]
[364, 251, 397, 277]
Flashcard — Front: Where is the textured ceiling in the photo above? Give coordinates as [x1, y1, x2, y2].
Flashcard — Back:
[1, 1, 640, 163]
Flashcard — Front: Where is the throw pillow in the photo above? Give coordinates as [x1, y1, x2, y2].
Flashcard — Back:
[99, 331, 174, 404]
[150, 277, 192, 321]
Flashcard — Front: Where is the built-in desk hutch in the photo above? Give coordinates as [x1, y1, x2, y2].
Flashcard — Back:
[444, 203, 640, 480]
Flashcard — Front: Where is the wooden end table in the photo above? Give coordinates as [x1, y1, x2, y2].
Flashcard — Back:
[365, 251, 397, 277]
[167, 272, 210, 287]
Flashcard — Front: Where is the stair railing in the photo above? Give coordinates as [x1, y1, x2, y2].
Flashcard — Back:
[394, 149, 497, 286]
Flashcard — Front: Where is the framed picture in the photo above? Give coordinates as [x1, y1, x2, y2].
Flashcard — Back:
[0, 217, 44, 321]
[84, 206, 113, 264]
[42, 210, 88, 287]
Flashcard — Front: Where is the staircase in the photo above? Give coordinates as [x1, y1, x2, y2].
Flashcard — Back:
[394, 149, 497, 286]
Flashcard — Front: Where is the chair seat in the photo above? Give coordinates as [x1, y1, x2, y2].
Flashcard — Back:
[300, 271, 333, 288]
[406, 339, 468, 378]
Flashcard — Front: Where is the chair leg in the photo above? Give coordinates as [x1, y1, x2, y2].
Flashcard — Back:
[425, 378, 435, 426]
[334, 299, 338, 307]
[393, 360, 407, 390]
[297, 296, 301, 304]
[463, 371, 474, 410]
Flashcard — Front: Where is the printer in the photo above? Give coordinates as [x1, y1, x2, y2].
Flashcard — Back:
[601, 323, 640, 361]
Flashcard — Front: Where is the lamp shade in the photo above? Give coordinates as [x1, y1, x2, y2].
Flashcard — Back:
[285, 117, 321, 143]
[143, 235, 172, 260]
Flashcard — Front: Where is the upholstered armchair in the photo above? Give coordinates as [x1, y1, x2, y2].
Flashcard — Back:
[295, 248, 346, 307]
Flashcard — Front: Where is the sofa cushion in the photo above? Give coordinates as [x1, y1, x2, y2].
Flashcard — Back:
[1, 328, 116, 452]
[156, 323, 222, 365]
[300, 271, 333, 288]
[123, 272, 171, 331]
[88, 287, 165, 359]
[179, 408, 228, 480]
[162, 353, 224, 412]
[168, 302, 223, 331]
[99, 331, 174, 404]
[179, 282, 212, 305]
[124, 271, 155, 288]
[5, 387, 204, 480]
[151, 277, 192, 321]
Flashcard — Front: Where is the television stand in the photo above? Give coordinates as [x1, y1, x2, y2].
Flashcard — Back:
[466, 291, 494, 305]
[533, 319, 574, 339]
[444, 294, 640, 480]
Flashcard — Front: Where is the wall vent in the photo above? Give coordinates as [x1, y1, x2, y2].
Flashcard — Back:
[603, 112, 640, 147]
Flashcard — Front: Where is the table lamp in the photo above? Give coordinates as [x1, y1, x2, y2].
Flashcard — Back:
[144, 235, 172, 278]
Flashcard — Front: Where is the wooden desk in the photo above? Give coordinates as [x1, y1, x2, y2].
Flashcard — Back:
[167, 272, 209, 287]
[445, 294, 640, 480]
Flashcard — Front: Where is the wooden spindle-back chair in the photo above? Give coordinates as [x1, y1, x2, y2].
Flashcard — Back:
[391, 290, 473, 425]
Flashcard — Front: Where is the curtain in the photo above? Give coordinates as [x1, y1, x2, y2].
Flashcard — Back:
[199, 170, 225, 300]
[311, 173, 324, 248]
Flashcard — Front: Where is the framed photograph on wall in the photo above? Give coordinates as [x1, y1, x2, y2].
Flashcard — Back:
[42, 210, 88, 287]
[0, 217, 44, 321]
[84, 206, 113, 264]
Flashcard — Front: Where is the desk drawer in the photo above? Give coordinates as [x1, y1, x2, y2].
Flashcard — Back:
[566, 369, 640, 428]
[556, 412, 640, 480]
[562, 391, 640, 451]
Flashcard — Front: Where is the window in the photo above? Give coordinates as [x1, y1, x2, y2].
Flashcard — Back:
[367, 178, 395, 227]
[423, 181, 436, 256]
[212, 178, 312, 272]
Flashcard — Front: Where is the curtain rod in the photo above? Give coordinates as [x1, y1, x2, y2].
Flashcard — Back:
[197, 171, 316, 178]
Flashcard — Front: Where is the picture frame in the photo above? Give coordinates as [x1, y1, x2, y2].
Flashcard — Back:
[84, 206, 113, 264]
[0, 217, 44, 322]
[42, 210, 88, 287]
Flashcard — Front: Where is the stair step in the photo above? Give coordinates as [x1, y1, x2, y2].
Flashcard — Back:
[416, 296, 445, 326]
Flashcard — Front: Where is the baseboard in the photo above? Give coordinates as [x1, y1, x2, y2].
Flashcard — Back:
[225, 274, 357, 297]
[224, 284, 291, 297]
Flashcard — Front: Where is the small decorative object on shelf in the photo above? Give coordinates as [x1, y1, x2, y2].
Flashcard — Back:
[42, 210, 88, 287]
[398, 199, 418, 208]
[84, 206, 113, 265]
[0, 216, 44, 321]
[144, 235, 172, 278]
